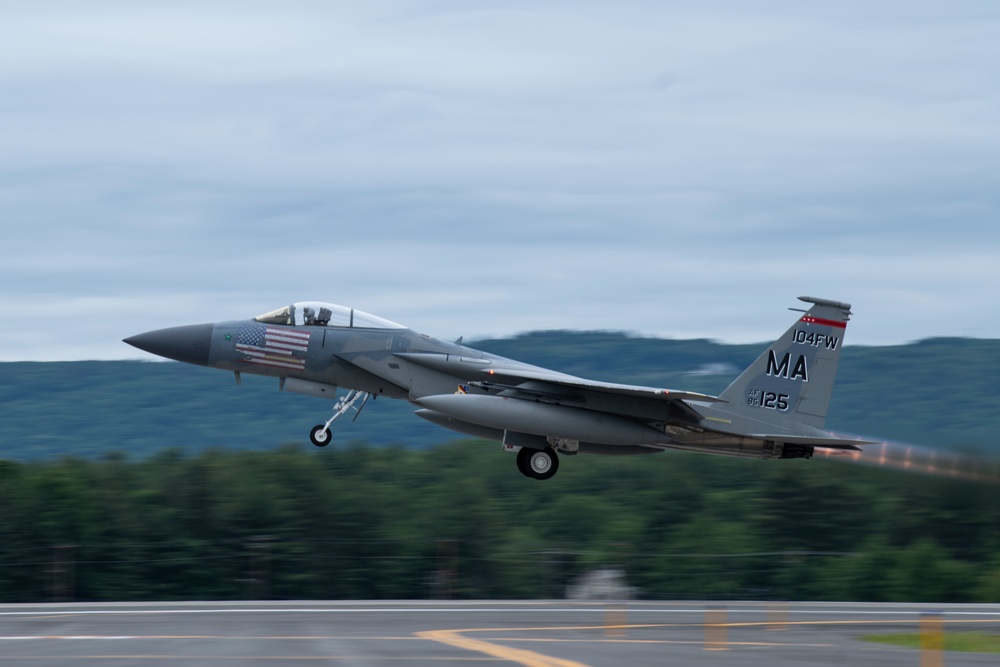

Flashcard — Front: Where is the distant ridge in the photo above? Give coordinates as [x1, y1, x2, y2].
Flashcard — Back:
[1, 332, 998, 460]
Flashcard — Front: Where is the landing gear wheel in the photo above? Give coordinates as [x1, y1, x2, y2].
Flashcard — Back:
[310, 425, 332, 447]
[516, 447, 559, 480]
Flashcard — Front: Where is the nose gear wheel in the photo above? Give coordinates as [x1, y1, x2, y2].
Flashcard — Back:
[309, 425, 332, 447]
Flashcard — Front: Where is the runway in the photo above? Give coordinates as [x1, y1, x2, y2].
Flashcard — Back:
[1, 600, 999, 666]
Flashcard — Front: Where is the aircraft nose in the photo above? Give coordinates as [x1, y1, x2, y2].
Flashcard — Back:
[124, 323, 214, 366]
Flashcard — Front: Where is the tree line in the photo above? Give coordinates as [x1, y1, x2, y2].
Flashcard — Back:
[0, 440, 998, 602]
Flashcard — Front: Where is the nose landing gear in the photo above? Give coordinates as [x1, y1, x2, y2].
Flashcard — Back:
[309, 389, 370, 447]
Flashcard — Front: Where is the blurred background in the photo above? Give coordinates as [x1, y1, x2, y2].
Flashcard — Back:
[2, 1, 999, 603]
[2, 333, 999, 603]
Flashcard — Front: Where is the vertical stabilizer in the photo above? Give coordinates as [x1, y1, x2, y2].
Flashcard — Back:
[718, 296, 851, 429]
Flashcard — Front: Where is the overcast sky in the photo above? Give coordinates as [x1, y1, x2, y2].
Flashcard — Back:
[2, 1, 998, 361]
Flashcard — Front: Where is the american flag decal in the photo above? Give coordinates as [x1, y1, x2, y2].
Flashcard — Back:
[235, 325, 311, 370]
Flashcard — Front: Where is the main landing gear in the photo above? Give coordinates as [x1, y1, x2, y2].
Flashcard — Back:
[516, 446, 559, 480]
[309, 389, 370, 447]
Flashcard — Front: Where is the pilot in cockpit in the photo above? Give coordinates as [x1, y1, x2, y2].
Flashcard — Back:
[302, 306, 333, 326]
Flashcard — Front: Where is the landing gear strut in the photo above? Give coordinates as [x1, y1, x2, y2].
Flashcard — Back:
[516, 446, 559, 480]
[309, 389, 370, 447]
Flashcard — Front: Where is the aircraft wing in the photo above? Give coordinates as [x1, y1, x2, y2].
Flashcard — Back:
[395, 351, 726, 404]
[477, 366, 727, 404]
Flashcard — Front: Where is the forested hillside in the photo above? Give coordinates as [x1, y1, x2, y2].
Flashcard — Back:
[1, 333, 998, 459]
[1, 443, 998, 603]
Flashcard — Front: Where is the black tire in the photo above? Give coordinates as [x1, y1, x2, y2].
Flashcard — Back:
[516, 447, 559, 480]
[310, 425, 332, 447]
[516, 447, 533, 477]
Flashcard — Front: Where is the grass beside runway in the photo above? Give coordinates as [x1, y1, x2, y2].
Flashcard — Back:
[864, 631, 1000, 653]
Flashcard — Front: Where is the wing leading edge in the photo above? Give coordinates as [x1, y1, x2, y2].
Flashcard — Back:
[476, 366, 727, 404]
[395, 352, 725, 404]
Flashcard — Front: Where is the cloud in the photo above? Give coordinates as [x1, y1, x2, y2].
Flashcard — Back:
[0, 1, 998, 359]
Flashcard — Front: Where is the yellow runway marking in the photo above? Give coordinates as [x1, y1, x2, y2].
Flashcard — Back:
[417, 615, 1000, 665]
[417, 629, 591, 667]
[9, 614, 998, 666]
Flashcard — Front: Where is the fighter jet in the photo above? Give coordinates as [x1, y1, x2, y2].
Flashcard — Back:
[124, 296, 866, 479]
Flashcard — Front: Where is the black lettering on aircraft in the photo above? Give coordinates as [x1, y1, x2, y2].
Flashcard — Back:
[792, 329, 840, 350]
[750, 389, 789, 411]
[764, 392, 789, 410]
[791, 355, 808, 382]
[766, 351, 790, 378]
[766, 350, 808, 382]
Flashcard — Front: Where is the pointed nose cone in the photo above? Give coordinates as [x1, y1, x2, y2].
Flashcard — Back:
[124, 323, 214, 366]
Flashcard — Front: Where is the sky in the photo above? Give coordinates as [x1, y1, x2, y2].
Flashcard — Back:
[2, 1, 999, 361]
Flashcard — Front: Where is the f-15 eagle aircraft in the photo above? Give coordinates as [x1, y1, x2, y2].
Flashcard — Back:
[124, 296, 866, 480]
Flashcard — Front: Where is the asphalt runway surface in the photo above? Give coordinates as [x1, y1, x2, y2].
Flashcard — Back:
[1, 600, 999, 666]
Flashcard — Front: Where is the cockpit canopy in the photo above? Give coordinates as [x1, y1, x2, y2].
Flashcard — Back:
[255, 302, 406, 329]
